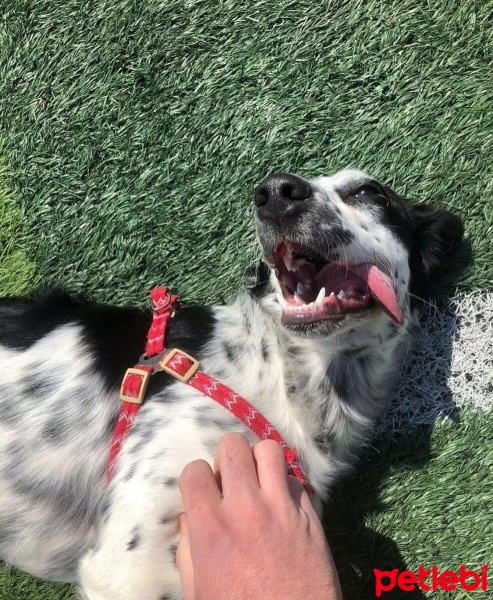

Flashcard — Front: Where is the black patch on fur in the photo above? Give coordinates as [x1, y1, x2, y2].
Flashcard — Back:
[326, 355, 369, 403]
[0, 392, 23, 424]
[5, 455, 96, 534]
[163, 477, 178, 487]
[243, 313, 252, 335]
[261, 338, 269, 361]
[124, 463, 137, 482]
[203, 437, 219, 456]
[128, 434, 154, 455]
[245, 261, 272, 300]
[374, 184, 464, 304]
[287, 383, 297, 396]
[223, 341, 245, 363]
[149, 450, 167, 461]
[223, 341, 236, 362]
[42, 418, 69, 444]
[169, 543, 178, 564]
[0, 290, 216, 396]
[330, 227, 354, 246]
[407, 203, 464, 303]
[0, 290, 85, 351]
[341, 347, 370, 359]
[341, 181, 415, 248]
[23, 373, 56, 399]
[105, 413, 119, 437]
[100, 492, 113, 523]
[127, 526, 142, 551]
[214, 367, 229, 379]
[159, 513, 178, 525]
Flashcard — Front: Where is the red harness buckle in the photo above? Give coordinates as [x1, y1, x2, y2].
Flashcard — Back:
[160, 349, 200, 383]
[120, 367, 152, 404]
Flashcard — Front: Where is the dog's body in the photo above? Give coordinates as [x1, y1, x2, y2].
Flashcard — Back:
[0, 169, 463, 599]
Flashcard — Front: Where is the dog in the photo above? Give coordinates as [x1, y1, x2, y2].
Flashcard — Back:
[0, 168, 463, 599]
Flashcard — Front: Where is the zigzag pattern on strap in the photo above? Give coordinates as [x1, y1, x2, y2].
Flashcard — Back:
[107, 402, 140, 482]
[189, 370, 314, 496]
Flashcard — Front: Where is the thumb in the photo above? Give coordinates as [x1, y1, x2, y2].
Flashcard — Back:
[176, 513, 195, 600]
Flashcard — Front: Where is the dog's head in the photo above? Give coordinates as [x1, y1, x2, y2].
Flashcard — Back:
[250, 169, 463, 338]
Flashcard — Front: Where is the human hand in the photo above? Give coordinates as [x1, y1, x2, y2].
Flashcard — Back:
[177, 433, 343, 600]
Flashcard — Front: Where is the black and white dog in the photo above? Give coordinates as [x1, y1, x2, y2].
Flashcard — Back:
[0, 169, 463, 599]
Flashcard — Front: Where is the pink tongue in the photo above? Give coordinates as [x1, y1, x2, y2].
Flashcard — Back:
[316, 263, 404, 324]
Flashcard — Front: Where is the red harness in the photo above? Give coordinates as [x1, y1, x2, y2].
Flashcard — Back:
[107, 287, 314, 497]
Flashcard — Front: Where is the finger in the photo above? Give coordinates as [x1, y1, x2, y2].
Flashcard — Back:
[214, 433, 259, 498]
[176, 514, 195, 600]
[252, 439, 291, 500]
[179, 459, 222, 515]
[287, 475, 313, 510]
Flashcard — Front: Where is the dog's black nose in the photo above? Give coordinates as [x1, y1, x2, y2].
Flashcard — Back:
[254, 173, 312, 221]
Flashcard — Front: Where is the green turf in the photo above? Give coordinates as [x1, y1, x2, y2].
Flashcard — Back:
[0, 0, 492, 598]
[0, 155, 37, 296]
[0, 0, 492, 306]
[324, 410, 493, 599]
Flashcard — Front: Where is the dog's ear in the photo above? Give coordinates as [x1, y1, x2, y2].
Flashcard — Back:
[408, 203, 464, 298]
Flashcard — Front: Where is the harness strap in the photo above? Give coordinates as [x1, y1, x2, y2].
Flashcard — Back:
[107, 288, 314, 498]
[160, 349, 313, 495]
[106, 287, 178, 482]
[146, 287, 180, 356]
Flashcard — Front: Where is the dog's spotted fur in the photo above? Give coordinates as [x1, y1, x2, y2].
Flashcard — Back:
[0, 169, 463, 599]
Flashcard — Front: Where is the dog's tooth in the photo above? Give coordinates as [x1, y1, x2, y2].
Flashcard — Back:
[315, 287, 326, 307]
[293, 292, 305, 306]
[329, 291, 335, 297]
[337, 289, 346, 300]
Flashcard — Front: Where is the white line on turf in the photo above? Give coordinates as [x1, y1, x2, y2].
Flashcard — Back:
[381, 291, 493, 433]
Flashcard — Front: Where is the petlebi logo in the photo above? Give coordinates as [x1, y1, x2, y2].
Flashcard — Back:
[373, 565, 489, 596]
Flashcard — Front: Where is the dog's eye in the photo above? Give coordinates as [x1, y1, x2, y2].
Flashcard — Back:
[354, 184, 380, 197]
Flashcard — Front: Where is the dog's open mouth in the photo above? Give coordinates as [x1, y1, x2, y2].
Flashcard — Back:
[270, 242, 403, 326]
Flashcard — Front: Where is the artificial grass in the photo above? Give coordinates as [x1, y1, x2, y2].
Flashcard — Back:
[325, 410, 493, 599]
[0, 0, 492, 598]
[0, 156, 37, 296]
[0, 0, 492, 306]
